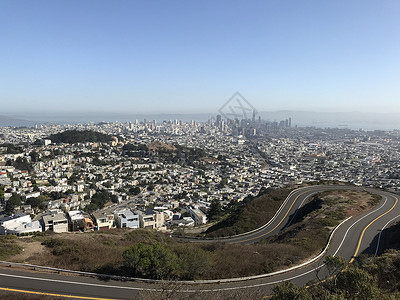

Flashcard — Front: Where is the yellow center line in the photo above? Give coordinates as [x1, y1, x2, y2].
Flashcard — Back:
[0, 287, 117, 300]
[232, 191, 309, 244]
[262, 192, 397, 297]
[349, 195, 399, 263]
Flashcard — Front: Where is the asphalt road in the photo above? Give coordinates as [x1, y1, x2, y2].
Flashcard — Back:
[0, 185, 399, 299]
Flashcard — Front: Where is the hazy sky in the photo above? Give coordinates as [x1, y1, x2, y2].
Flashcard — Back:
[1, 1, 399, 115]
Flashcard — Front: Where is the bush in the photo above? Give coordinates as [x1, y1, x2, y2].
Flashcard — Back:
[123, 243, 179, 279]
[319, 217, 339, 227]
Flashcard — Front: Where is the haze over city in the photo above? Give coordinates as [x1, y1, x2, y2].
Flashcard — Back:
[1, 0, 400, 119]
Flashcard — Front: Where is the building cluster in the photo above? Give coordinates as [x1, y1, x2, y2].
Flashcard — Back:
[0, 207, 166, 235]
[1, 119, 400, 235]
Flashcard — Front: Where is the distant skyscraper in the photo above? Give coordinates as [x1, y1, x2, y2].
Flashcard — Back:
[216, 114, 222, 129]
[289, 117, 292, 128]
[232, 126, 239, 136]
[252, 110, 256, 123]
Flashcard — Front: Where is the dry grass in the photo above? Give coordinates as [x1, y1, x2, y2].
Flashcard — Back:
[316, 190, 380, 219]
[147, 142, 177, 152]
[0, 235, 23, 260]
[10, 230, 312, 280]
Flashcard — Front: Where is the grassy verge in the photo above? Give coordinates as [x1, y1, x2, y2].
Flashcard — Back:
[0, 235, 22, 260]
[12, 230, 311, 280]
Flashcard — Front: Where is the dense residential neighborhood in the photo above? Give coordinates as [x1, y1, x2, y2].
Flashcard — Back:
[1, 119, 400, 235]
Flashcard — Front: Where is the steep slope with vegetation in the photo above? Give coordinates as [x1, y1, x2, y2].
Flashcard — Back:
[272, 251, 400, 299]
[205, 187, 292, 237]
[44, 130, 113, 144]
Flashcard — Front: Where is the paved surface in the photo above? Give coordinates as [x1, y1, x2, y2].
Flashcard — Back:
[0, 185, 398, 299]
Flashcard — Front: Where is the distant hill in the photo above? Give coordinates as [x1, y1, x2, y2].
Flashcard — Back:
[258, 111, 400, 131]
[45, 130, 113, 144]
[0, 115, 36, 127]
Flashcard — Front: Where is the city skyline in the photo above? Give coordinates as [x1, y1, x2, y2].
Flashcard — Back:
[1, 1, 400, 114]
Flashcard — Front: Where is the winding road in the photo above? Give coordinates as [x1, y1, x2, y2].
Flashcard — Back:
[0, 185, 399, 299]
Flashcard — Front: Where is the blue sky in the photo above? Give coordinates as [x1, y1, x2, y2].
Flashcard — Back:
[1, 0, 399, 114]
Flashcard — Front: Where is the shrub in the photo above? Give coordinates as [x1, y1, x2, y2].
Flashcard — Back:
[123, 243, 179, 279]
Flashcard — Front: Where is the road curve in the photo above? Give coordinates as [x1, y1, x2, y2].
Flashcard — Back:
[0, 185, 399, 299]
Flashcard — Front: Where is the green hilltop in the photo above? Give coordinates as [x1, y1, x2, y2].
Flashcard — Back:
[45, 130, 113, 144]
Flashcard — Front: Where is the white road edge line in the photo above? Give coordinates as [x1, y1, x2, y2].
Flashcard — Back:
[374, 214, 400, 256]
[333, 196, 388, 257]
[0, 272, 159, 292]
[0, 266, 325, 293]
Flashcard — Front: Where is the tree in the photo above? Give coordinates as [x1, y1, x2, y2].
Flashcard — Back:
[0, 143, 22, 154]
[271, 281, 311, 300]
[26, 195, 48, 210]
[13, 157, 32, 171]
[324, 255, 347, 280]
[217, 177, 228, 188]
[335, 266, 380, 299]
[147, 183, 154, 191]
[103, 181, 112, 188]
[26, 197, 41, 209]
[48, 179, 57, 186]
[0, 185, 4, 202]
[67, 172, 79, 185]
[5, 193, 22, 214]
[111, 194, 118, 203]
[207, 200, 223, 221]
[123, 243, 179, 279]
[84, 203, 99, 213]
[90, 190, 113, 209]
[46, 130, 112, 144]
[362, 249, 400, 292]
[29, 150, 39, 162]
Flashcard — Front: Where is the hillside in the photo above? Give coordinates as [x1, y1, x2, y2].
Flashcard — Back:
[205, 187, 291, 237]
[44, 130, 113, 144]
[4, 189, 382, 282]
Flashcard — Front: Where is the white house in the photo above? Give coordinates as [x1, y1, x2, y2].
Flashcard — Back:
[114, 208, 139, 229]
[6, 220, 42, 235]
[188, 207, 208, 225]
[0, 213, 41, 235]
